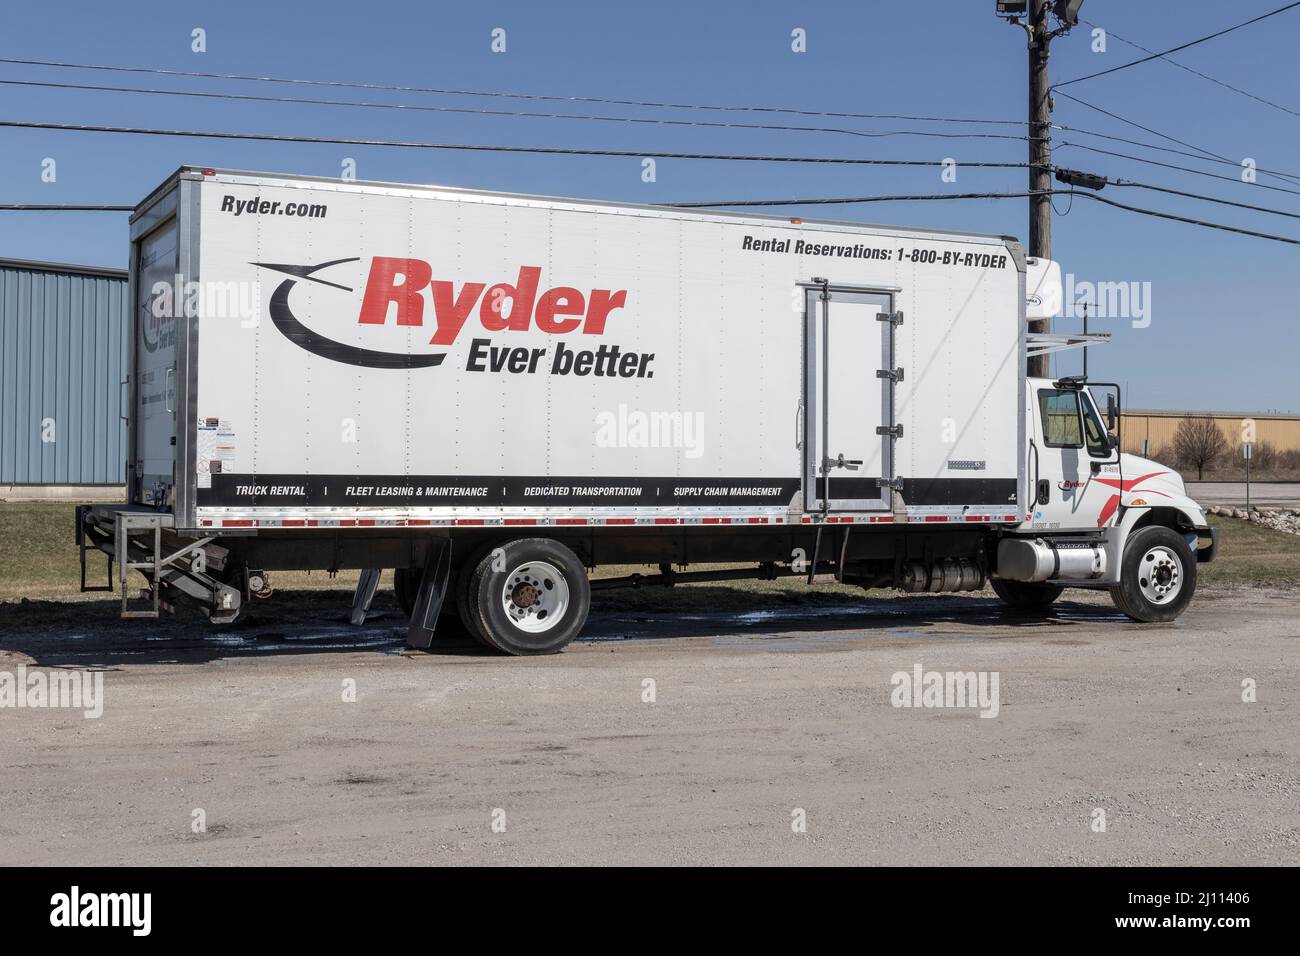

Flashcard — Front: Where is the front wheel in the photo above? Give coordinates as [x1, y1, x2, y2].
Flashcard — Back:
[463, 538, 591, 655]
[1109, 525, 1196, 623]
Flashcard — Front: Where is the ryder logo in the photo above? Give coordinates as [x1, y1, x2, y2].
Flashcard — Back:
[254, 256, 629, 371]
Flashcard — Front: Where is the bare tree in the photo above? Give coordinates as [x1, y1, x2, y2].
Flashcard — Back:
[1172, 416, 1228, 480]
[1252, 440, 1278, 474]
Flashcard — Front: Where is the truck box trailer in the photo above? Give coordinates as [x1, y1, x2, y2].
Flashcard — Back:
[78, 166, 1217, 653]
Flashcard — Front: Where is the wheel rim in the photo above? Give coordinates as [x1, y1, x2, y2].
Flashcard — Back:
[1137, 546, 1183, 605]
[501, 560, 570, 634]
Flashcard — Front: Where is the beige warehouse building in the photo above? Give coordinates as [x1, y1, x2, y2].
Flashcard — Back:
[1121, 409, 1300, 456]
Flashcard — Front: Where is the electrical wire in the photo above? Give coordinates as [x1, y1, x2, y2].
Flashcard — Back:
[0, 76, 1041, 144]
[677, 190, 1300, 245]
[16, 189, 1300, 246]
[1066, 190, 1300, 245]
[1054, 89, 1223, 163]
[14, 55, 1296, 183]
[0, 56, 1026, 127]
[1054, 1, 1300, 89]
[0, 119, 1038, 168]
[1078, 16, 1300, 121]
[666, 191, 1051, 208]
[1054, 89, 1300, 185]
[0, 204, 132, 210]
[1110, 180, 1300, 222]
[1056, 141, 1300, 200]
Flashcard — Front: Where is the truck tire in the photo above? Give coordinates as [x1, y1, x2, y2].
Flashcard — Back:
[464, 538, 590, 655]
[1110, 525, 1196, 623]
[453, 542, 500, 649]
[990, 578, 1064, 610]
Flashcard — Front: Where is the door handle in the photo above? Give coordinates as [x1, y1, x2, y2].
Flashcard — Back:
[824, 453, 863, 471]
[1036, 478, 1051, 505]
[165, 367, 175, 413]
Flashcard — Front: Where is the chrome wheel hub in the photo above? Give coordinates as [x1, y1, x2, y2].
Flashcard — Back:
[1137, 546, 1182, 605]
[501, 561, 569, 634]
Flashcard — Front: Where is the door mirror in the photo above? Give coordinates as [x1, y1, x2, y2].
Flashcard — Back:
[1105, 394, 1118, 431]
[1108, 433, 1120, 450]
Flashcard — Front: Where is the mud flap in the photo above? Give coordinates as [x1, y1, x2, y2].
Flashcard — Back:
[405, 539, 453, 650]
[349, 568, 383, 626]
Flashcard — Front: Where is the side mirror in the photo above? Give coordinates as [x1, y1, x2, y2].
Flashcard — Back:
[1108, 433, 1120, 450]
[1105, 394, 1118, 431]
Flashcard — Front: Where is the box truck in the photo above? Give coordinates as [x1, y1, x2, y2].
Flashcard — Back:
[77, 167, 1217, 654]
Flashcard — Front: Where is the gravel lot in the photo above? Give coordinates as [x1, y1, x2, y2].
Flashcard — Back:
[1, 586, 1297, 866]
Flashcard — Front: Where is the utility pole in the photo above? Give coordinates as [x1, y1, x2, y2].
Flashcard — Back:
[1000, 0, 1082, 377]
[1027, 0, 1054, 377]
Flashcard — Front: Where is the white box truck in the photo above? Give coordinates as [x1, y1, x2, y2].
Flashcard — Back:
[77, 166, 1217, 654]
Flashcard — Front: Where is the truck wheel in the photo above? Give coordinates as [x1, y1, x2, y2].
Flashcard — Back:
[990, 578, 1064, 610]
[1110, 525, 1196, 623]
[465, 538, 590, 655]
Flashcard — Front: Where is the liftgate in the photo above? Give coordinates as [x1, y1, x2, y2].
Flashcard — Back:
[800, 281, 903, 512]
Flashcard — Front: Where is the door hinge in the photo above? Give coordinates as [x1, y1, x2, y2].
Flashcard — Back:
[876, 424, 904, 438]
[876, 367, 905, 382]
[876, 477, 904, 491]
[876, 310, 905, 326]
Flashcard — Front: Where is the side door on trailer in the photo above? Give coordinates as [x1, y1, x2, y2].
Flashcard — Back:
[132, 218, 180, 507]
[800, 281, 902, 512]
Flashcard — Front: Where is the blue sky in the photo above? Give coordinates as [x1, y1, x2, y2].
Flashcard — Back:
[2, 0, 1297, 413]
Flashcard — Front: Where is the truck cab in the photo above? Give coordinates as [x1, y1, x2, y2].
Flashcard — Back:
[992, 374, 1218, 622]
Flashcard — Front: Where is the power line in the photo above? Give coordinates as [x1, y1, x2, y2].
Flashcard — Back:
[1056, 141, 1300, 200]
[1078, 16, 1300, 121]
[17, 73, 1277, 187]
[1054, 89, 1223, 163]
[1108, 180, 1300, 221]
[0, 76, 1039, 144]
[1, 193, 1050, 213]
[16, 188, 1300, 246]
[0, 118, 1038, 168]
[676, 191, 1300, 245]
[0, 55, 1026, 127]
[15, 55, 1286, 183]
[10, 74, 1257, 173]
[1054, 89, 1300, 185]
[1054, 1, 1300, 89]
[12, 119, 1295, 221]
[1068, 190, 1300, 245]
[0, 204, 133, 211]
[666, 191, 1050, 208]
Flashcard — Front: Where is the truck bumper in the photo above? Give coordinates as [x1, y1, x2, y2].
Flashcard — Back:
[1194, 526, 1218, 564]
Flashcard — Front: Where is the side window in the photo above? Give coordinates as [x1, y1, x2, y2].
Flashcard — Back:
[1082, 395, 1111, 458]
[1038, 389, 1083, 448]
